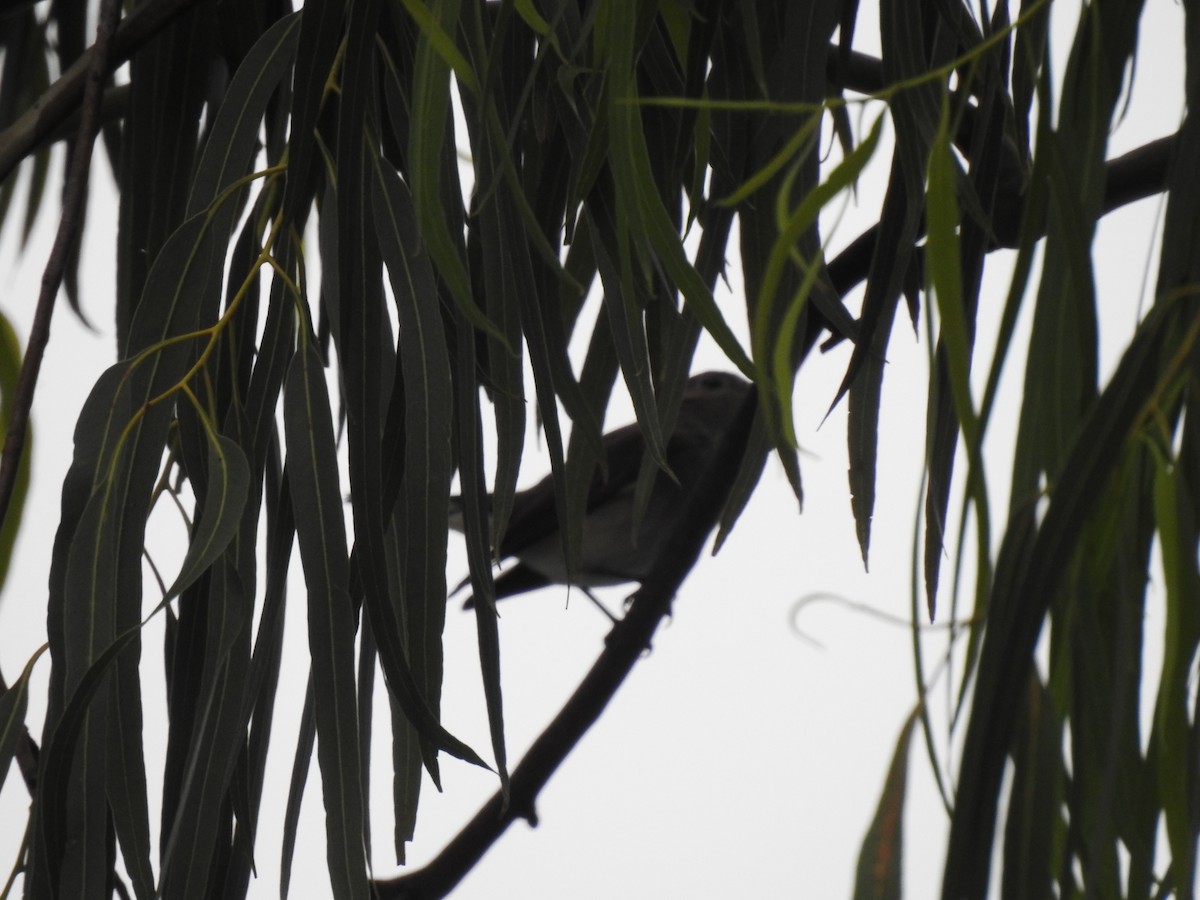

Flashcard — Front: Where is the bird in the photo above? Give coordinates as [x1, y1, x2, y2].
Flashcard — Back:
[452, 370, 754, 607]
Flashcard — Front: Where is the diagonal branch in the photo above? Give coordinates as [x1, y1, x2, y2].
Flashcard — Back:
[0, 0, 123, 529]
[371, 388, 761, 900]
[0, 0, 205, 187]
[0, 0, 128, 803]
[822, 132, 1177, 348]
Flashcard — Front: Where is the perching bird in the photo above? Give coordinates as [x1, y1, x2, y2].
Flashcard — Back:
[453, 370, 753, 605]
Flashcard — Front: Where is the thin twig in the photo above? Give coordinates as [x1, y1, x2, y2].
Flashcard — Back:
[0, 0, 122, 535]
[0, 0, 124, 798]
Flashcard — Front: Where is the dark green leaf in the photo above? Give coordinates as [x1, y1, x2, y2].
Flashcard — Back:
[1001, 675, 1062, 900]
[944, 295, 1196, 900]
[159, 556, 253, 900]
[853, 707, 918, 900]
[0, 310, 29, 595]
[164, 434, 251, 600]
[284, 345, 368, 900]
[280, 0, 341, 228]
[185, 13, 301, 219]
[279, 679, 315, 900]
[1151, 440, 1200, 889]
[0, 646, 43, 798]
[116, 4, 213, 353]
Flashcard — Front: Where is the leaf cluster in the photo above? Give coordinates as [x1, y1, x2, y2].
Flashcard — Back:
[0, 1, 1195, 899]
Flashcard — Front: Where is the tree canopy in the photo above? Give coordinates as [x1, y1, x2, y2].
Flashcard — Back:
[0, 0, 1197, 898]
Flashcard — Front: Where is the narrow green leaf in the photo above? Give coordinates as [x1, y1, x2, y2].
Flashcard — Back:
[1007, 130, 1099, 499]
[0, 311, 30, 594]
[284, 346, 368, 900]
[19, 144, 49, 256]
[447, 307, 510, 826]
[925, 100, 975, 440]
[880, 0, 943, 201]
[185, 13, 301, 218]
[943, 296, 1197, 900]
[718, 113, 822, 208]
[923, 92, 998, 625]
[159, 555, 252, 900]
[280, 680, 315, 900]
[370, 148, 478, 829]
[280, 0, 342, 229]
[398, 0, 479, 93]
[601, 3, 753, 379]
[341, 0, 427, 808]
[16, 10, 52, 254]
[245, 248, 299, 472]
[222, 454, 294, 898]
[164, 434, 251, 600]
[0, 646, 44, 798]
[512, 0, 553, 40]
[839, 0, 946, 570]
[1151, 443, 1200, 890]
[116, 5, 213, 353]
[106, 657, 154, 900]
[355, 620, 377, 860]
[565, 319, 622, 564]
[1000, 674, 1063, 900]
[458, 61, 580, 591]
[1011, 0, 1050, 160]
[755, 114, 884, 445]
[30, 620, 145, 898]
[50, 193, 256, 900]
[846, 294, 898, 568]
[588, 195, 669, 475]
[407, 0, 502, 340]
[853, 707, 918, 900]
[714, 408, 774, 549]
[58, 444, 141, 900]
[472, 201, 525, 562]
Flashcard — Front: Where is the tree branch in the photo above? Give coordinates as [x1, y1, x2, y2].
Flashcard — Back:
[0, 0, 205, 187]
[0, 0, 129, 807]
[0, 0, 119, 591]
[371, 388, 760, 900]
[822, 132, 1176, 349]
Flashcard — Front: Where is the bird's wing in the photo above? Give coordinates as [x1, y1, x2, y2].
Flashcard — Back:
[497, 419, 648, 559]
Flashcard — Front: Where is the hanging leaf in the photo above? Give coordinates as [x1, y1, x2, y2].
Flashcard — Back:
[853, 707, 919, 900]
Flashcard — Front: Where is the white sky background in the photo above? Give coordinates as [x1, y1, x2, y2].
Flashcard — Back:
[0, 2, 1188, 897]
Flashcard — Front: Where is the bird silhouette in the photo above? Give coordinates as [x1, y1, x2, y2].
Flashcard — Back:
[453, 370, 753, 606]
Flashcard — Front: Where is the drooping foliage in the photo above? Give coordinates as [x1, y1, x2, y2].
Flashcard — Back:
[0, 1, 1196, 898]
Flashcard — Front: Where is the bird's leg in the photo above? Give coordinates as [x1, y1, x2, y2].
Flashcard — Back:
[574, 586, 620, 624]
